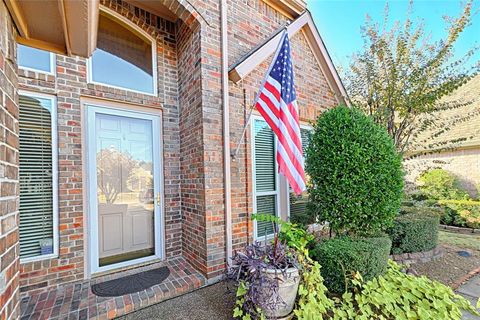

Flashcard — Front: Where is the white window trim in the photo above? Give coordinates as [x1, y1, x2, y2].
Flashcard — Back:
[286, 123, 313, 219]
[251, 115, 282, 241]
[251, 116, 314, 231]
[83, 102, 165, 275]
[18, 46, 56, 76]
[18, 90, 59, 264]
[86, 6, 158, 97]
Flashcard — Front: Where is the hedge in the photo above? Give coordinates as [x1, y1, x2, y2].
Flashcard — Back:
[388, 207, 439, 255]
[310, 236, 391, 294]
[438, 200, 480, 229]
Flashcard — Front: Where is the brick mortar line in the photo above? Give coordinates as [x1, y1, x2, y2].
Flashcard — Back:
[0, 141, 20, 154]
[0, 269, 20, 313]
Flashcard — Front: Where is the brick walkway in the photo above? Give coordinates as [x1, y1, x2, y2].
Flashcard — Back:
[20, 257, 206, 320]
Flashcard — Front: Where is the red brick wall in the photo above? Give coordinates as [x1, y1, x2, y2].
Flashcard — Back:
[15, 0, 342, 294]
[177, 19, 208, 275]
[0, 2, 20, 319]
[17, 0, 189, 294]
[227, 0, 339, 251]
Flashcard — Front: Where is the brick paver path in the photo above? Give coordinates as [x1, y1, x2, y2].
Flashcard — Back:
[20, 257, 205, 320]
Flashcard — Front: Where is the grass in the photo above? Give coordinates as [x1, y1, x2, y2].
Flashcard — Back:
[438, 230, 480, 251]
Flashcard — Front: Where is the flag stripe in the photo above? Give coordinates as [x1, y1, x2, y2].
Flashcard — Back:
[256, 98, 303, 168]
[259, 88, 303, 154]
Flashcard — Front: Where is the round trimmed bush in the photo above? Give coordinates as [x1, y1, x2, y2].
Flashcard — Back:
[311, 236, 392, 294]
[306, 106, 404, 235]
[388, 207, 440, 254]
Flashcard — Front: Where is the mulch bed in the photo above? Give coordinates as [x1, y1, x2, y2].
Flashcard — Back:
[408, 244, 480, 287]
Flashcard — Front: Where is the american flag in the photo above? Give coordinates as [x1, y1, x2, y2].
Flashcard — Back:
[254, 32, 306, 195]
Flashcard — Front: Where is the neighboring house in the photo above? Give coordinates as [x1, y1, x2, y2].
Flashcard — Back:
[0, 0, 348, 319]
[405, 75, 480, 197]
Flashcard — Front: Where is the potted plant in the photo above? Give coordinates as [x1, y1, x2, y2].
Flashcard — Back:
[228, 231, 300, 319]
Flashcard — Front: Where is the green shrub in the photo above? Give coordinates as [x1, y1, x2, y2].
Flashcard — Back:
[388, 208, 439, 254]
[438, 199, 480, 229]
[418, 169, 469, 200]
[310, 236, 392, 294]
[332, 260, 479, 319]
[306, 106, 404, 235]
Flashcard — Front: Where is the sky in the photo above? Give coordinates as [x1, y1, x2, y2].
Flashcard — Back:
[307, 0, 480, 72]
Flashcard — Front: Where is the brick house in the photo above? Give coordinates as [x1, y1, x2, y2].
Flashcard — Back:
[0, 0, 347, 319]
[405, 76, 480, 198]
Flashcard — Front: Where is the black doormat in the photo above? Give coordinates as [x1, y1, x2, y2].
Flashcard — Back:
[91, 266, 170, 297]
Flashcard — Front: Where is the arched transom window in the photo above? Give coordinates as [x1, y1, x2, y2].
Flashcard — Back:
[89, 9, 156, 95]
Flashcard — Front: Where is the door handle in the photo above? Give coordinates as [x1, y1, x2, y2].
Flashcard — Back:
[156, 192, 161, 206]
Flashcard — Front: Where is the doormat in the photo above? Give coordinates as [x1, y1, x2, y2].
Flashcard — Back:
[91, 266, 170, 297]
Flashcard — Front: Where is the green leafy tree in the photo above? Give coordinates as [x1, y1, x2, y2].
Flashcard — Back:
[345, 0, 479, 153]
[305, 106, 404, 235]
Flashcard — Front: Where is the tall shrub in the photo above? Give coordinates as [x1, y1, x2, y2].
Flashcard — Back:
[306, 106, 404, 235]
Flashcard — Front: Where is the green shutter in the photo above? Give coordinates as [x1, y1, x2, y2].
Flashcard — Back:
[254, 119, 277, 238]
[289, 128, 312, 222]
[19, 95, 55, 259]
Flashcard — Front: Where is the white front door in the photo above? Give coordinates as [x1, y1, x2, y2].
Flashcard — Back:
[86, 104, 163, 274]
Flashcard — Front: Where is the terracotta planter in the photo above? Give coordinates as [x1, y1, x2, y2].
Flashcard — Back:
[260, 267, 300, 319]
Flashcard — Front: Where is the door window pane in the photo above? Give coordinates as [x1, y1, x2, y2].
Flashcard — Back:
[19, 95, 56, 259]
[18, 45, 53, 73]
[90, 13, 155, 94]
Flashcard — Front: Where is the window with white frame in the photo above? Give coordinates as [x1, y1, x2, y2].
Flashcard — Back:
[18, 93, 58, 260]
[88, 10, 156, 95]
[253, 118, 279, 239]
[252, 117, 312, 239]
[289, 127, 313, 222]
[17, 44, 55, 74]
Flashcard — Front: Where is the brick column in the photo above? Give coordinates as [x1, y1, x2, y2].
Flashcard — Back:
[0, 1, 20, 319]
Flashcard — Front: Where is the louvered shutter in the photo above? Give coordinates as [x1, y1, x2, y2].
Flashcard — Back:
[289, 128, 311, 221]
[254, 119, 277, 238]
[19, 95, 55, 259]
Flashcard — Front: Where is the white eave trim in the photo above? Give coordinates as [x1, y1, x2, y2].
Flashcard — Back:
[228, 11, 349, 105]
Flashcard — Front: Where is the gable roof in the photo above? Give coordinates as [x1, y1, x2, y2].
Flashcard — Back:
[228, 10, 349, 106]
[411, 75, 480, 153]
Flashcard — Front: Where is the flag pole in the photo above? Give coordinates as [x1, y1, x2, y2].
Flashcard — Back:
[231, 29, 288, 159]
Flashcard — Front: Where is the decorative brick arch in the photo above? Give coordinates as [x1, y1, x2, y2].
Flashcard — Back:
[100, 0, 203, 39]
[101, 0, 204, 33]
